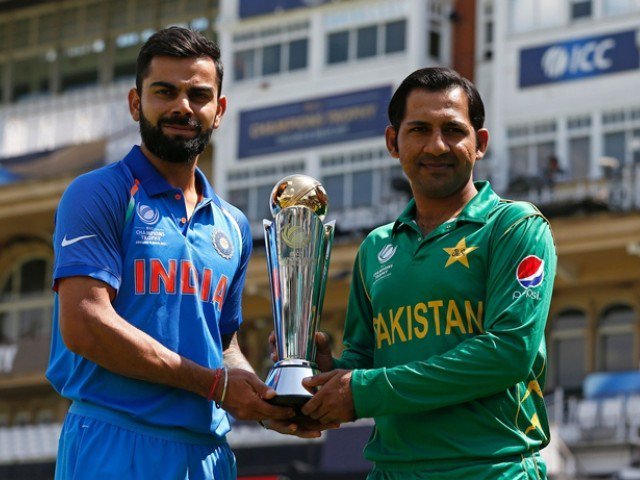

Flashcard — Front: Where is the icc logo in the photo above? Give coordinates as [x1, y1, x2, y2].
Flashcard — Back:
[137, 204, 160, 225]
[541, 38, 615, 79]
[377, 244, 397, 264]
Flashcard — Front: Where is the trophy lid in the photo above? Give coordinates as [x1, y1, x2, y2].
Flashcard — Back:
[270, 174, 328, 221]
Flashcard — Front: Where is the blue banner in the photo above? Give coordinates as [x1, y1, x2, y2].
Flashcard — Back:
[238, 86, 392, 159]
[520, 30, 640, 88]
[239, 0, 330, 19]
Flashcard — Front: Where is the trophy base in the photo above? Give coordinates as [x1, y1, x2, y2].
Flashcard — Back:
[265, 360, 320, 408]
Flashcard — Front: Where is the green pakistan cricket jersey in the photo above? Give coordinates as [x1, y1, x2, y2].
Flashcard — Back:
[334, 181, 556, 474]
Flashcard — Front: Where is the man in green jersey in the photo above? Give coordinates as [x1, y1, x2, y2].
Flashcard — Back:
[286, 67, 556, 478]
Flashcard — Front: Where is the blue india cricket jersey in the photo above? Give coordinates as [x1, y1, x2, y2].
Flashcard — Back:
[46, 146, 252, 438]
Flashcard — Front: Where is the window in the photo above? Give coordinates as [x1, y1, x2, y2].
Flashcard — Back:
[327, 31, 349, 64]
[324, 174, 345, 211]
[384, 20, 406, 54]
[256, 184, 272, 221]
[603, 0, 640, 16]
[326, 20, 407, 65]
[603, 132, 626, 168]
[234, 49, 256, 81]
[568, 137, 591, 180]
[600, 108, 640, 174]
[482, 1, 494, 60]
[288, 39, 308, 71]
[508, 146, 530, 178]
[508, 0, 564, 33]
[0, 256, 53, 345]
[550, 310, 587, 393]
[597, 305, 636, 372]
[232, 24, 310, 81]
[352, 170, 373, 207]
[226, 161, 306, 226]
[571, 0, 592, 19]
[320, 148, 404, 220]
[429, 31, 441, 59]
[356, 26, 377, 59]
[262, 44, 281, 76]
[506, 121, 557, 183]
[11, 54, 50, 101]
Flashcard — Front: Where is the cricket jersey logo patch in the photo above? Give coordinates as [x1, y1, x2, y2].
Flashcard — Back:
[516, 255, 544, 288]
[136, 203, 160, 225]
[443, 237, 478, 268]
[212, 229, 234, 259]
[377, 244, 397, 264]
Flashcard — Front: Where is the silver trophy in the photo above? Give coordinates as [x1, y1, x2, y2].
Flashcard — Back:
[263, 175, 335, 407]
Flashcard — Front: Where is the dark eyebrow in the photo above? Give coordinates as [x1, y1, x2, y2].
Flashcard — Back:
[149, 81, 177, 90]
[189, 86, 214, 96]
[149, 81, 214, 96]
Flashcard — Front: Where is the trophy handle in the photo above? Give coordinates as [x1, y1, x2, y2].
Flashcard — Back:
[310, 220, 335, 360]
[263, 219, 283, 360]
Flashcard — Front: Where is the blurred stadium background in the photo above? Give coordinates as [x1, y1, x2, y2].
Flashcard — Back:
[1, 0, 640, 478]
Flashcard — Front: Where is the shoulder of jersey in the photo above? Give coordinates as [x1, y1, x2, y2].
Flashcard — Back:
[360, 221, 395, 252]
[492, 198, 545, 225]
[65, 162, 132, 200]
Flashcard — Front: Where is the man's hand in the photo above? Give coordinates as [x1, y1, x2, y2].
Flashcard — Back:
[269, 331, 334, 372]
[261, 417, 339, 439]
[300, 369, 355, 424]
[217, 368, 295, 421]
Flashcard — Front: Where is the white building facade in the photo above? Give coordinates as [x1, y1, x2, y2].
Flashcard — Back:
[479, 0, 640, 193]
[215, 0, 456, 235]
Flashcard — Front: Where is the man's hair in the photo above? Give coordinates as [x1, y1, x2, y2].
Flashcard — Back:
[388, 67, 485, 132]
[136, 26, 223, 95]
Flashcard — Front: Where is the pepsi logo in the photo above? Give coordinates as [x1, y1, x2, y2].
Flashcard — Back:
[516, 255, 545, 288]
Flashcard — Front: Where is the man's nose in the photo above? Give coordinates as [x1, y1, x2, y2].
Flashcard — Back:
[423, 131, 449, 156]
[170, 93, 194, 116]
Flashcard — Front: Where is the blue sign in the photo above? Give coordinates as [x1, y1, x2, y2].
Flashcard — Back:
[238, 86, 392, 159]
[520, 30, 640, 88]
[239, 0, 330, 19]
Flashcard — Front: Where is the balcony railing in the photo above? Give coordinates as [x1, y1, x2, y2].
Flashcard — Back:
[505, 165, 640, 215]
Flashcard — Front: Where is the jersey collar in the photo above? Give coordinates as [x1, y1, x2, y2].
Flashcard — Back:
[393, 181, 499, 233]
[123, 146, 221, 207]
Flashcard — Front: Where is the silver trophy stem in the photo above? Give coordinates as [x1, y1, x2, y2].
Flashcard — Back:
[263, 206, 334, 406]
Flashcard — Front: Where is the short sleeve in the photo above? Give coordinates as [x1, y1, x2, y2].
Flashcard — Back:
[53, 168, 129, 291]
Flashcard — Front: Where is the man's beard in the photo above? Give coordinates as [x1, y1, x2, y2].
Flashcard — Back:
[139, 108, 213, 165]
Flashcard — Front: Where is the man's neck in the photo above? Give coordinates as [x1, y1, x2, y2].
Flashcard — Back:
[140, 143, 199, 195]
[413, 183, 477, 236]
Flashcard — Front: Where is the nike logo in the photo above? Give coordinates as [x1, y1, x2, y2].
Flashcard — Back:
[61, 234, 97, 247]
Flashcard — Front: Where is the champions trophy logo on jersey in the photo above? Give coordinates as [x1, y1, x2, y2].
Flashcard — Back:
[136, 203, 160, 225]
[377, 244, 397, 264]
[516, 255, 545, 288]
[263, 174, 335, 410]
[212, 229, 233, 259]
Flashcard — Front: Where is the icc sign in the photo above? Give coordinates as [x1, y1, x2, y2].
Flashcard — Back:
[520, 30, 640, 87]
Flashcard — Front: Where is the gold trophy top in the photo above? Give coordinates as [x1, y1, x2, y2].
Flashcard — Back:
[269, 174, 328, 221]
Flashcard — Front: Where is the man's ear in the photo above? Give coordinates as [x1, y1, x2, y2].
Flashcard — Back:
[475, 128, 489, 160]
[128, 88, 141, 122]
[213, 95, 227, 129]
[385, 126, 399, 158]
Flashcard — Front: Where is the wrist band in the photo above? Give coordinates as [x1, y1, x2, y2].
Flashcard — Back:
[216, 368, 228, 409]
[206, 368, 223, 402]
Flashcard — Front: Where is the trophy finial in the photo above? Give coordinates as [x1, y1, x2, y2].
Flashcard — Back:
[270, 174, 328, 221]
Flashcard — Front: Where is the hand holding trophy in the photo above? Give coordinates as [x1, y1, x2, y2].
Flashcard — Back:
[263, 175, 335, 411]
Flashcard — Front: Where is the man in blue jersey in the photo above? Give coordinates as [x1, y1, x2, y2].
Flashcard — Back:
[47, 27, 297, 479]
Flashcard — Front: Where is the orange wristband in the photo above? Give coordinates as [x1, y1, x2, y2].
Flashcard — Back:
[206, 368, 223, 402]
